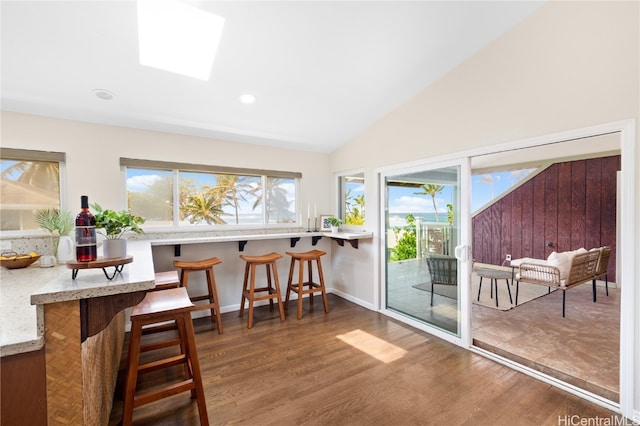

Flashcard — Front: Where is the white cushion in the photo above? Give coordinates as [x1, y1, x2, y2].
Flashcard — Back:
[547, 251, 571, 280]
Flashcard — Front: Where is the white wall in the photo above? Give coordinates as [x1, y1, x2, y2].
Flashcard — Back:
[1, 111, 332, 216]
[330, 0, 639, 416]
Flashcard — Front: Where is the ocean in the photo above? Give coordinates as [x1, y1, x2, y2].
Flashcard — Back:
[388, 212, 447, 227]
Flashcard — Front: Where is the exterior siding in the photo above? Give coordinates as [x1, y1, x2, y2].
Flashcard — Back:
[472, 155, 620, 281]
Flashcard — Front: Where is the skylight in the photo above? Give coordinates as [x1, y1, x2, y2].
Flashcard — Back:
[137, 0, 225, 81]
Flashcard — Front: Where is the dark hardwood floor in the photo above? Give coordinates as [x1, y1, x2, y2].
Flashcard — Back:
[109, 294, 620, 425]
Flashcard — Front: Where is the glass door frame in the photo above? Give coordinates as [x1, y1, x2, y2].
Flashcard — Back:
[376, 119, 636, 418]
[379, 155, 472, 347]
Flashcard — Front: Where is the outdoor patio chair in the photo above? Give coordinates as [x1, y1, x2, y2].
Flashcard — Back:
[593, 246, 612, 298]
[426, 254, 457, 306]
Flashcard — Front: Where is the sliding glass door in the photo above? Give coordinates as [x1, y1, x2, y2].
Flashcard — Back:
[382, 158, 471, 341]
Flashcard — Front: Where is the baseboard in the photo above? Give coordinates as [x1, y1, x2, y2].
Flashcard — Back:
[327, 288, 376, 311]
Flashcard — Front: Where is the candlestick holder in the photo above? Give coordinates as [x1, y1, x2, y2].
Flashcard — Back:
[307, 218, 312, 232]
[313, 217, 319, 232]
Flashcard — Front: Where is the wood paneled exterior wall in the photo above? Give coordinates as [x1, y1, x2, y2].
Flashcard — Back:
[472, 155, 620, 282]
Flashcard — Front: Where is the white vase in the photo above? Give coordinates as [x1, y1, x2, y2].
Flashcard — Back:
[57, 236, 74, 264]
[103, 239, 127, 259]
[330, 226, 339, 233]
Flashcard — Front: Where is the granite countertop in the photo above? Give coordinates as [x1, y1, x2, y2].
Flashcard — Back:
[0, 240, 155, 357]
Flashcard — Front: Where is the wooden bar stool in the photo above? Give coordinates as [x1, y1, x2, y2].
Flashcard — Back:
[285, 249, 329, 320]
[123, 287, 209, 426]
[153, 270, 181, 291]
[173, 257, 223, 334]
[239, 252, 285, 329]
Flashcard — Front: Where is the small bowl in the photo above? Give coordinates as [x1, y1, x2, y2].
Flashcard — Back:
[0, 251, 42, 269]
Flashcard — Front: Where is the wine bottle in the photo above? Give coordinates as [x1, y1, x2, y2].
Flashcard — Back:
[75, 195, 97, 262]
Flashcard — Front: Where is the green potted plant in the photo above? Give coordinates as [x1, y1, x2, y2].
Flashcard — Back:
[326, 216, 342, 233]
[34, 208, 74, 265]
[91, 203, 145, 259]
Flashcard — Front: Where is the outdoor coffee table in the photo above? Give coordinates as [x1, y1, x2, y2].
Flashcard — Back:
[474, 267, 513, 307]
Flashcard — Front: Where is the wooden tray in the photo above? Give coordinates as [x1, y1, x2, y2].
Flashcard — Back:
[67, 255, 133, 280]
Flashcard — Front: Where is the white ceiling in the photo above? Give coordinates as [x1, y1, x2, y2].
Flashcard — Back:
[1, 1, 545, 153]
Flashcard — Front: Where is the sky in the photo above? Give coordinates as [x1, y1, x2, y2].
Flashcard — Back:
[386, 168, 535, 224]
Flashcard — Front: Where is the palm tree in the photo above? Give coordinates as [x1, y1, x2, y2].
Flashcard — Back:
[414, 183, 444, 222]
[248, 177, 293, 223]
[181, 192, 226, 225]
[214, 174, 248, 224]
[1, 160, 60, 193]
[345, 189, 365, 225]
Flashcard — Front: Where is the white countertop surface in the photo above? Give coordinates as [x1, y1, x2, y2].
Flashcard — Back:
[0, 231, 373, 357]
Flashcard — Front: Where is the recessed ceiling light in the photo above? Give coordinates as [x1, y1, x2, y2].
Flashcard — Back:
[137, 0, 225, 81]
[239, 93, 256, 104]
[92, 89, 115, 101]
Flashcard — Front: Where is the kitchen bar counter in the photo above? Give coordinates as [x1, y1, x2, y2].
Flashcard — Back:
[0, 240, 155, 357]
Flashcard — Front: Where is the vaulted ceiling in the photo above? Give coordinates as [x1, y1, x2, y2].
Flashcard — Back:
[1, 1, 545, 153]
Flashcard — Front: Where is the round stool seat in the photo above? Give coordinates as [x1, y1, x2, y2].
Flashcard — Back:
[131, 287, 193, 318]
[174, 257, 222, 270]
[239, 252, 282, 264]
[173, 257, 223, 334]
[153, 270, 181, 291]
[285, 249, 326, 261]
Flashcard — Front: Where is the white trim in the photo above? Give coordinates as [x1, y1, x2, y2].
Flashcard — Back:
[618, 119, 636, 419]
[378, 156, 470, 345]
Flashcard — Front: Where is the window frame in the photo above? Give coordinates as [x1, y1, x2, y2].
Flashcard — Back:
[0, 148, 67, 236]
[122, 158, 301, 230]
[337, 169, 365, 229]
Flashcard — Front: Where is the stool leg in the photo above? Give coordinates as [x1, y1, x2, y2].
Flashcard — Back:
[270, 261, 286, 322]
[285, 257, 295, 310]
[307, 259, 314, 306]
[181, 314, 210, 425]
[265, 264, 274, 311]
[123, 321, 143, 426]
[239, 262, 250, 318]
[180, 269, 190, 289]
[206, 268, 223, 334]
[247, 263, 256, 328]
[316, 257, 329, 314]
[297, 259, 305, 320]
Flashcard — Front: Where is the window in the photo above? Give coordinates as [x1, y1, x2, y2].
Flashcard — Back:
[0, 148, 65, 231]
[339, 172, 365, 226]
[122, 158, 300, 227]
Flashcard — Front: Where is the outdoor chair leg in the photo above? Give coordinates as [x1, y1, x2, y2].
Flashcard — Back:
[477, 278, 483, 302]
[592, 279, 597, 303]
[504, 279, 512, 304]
[562, 291, 566, 318]
[515, 281, 520, 305]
